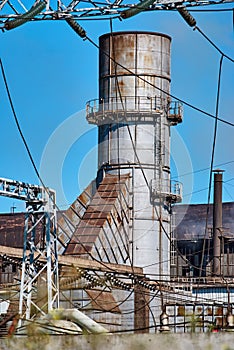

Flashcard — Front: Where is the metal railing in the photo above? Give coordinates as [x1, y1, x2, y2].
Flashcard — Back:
[86, 96, 183, 116]
[171, 276, 234, 285]
[150, 178, 183, 202]
[171, 180, 183, 198]
[168, 100, 183, 117]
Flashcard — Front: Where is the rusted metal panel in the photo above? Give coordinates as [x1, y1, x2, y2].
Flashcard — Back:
[0, 213, 25, 247]
[0, 212, 44, 248]
[57, 180, 95, 253]
[64, 174, 130, 264]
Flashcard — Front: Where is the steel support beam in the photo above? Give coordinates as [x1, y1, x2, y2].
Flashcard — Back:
[18, 208, 59, 326]
[0, 176, 59, 326]
[0, 0, 234, 27]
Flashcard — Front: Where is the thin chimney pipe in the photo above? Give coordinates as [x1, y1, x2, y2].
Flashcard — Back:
[212, 169, 224, 276]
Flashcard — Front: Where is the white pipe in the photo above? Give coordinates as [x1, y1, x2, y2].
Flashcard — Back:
[53, 309, 110, 334]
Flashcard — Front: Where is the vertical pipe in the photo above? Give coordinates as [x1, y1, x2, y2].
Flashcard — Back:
[46, 213, 52, 311]
[26, 214, 36, 320]
[213, 170, 224, 276]
[227, 243, 230, 277]
[18, 211, 29, 327]
[53, 214, 60, 309]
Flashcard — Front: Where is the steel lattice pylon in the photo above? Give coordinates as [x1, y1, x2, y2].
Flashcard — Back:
[0, 0, 233, 29]
[0, 178, 59, 326]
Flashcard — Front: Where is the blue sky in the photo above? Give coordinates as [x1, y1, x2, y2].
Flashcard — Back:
[0, 4, 233, 212]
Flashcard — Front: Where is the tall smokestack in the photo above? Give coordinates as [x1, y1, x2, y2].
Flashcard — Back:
[212, 169, 224, 276]
[86, 32, 182, 278]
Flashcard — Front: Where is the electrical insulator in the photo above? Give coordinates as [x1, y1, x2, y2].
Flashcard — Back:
[120, 0, 155, 19]
[177, 6, 196, 27]
[227, 312, 234, 327]
[66, 17, 86, 38]
[4, 2, 46, 30]
[159, 310, 170, 332]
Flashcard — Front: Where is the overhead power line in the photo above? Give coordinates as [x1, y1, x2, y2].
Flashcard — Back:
[195, 26, 234, 63]
[1, 9, 233, 315]
[0, 56, 127, 276]
[171, 160, 234, 180]
[0, 59, 44, 185]
[175, 5, 234, 63]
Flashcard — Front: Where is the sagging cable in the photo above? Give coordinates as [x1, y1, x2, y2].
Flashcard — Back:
[120, 0, 155, 19]
[4, 1, 46, 30]
[66, 17, 86, 38]
[177, 5, 196, 27]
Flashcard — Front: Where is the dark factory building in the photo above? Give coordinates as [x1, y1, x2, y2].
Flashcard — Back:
[172, 202, 234, 279]
[0, 202, 234, 282]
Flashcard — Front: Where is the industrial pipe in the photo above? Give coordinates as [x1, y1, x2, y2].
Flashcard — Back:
[51, 309, 110, 334]
[159, 306, 170, 332]
[212, 170, 224, 276]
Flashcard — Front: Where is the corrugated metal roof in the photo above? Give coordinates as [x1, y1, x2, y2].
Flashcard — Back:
[0, 213, 43, 248]
[0, 213, 24, 248]
[174, 202, 234, 240]
[0, 199, 233, 251]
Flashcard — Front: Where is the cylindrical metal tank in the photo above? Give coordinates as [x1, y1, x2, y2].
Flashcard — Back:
[99, 31, 171, 103]
[96, 32, 172, 278]
[98, 32, 171, 178]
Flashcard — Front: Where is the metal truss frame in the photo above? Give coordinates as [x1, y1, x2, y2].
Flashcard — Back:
[0, 177, 59, 326]
[0, 0, 233, 28]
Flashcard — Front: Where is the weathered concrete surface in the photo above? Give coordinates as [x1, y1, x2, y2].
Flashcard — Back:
[1, 333, 234, 350]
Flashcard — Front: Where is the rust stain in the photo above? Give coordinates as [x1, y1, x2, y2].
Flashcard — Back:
[0, 213, 43, 248]
[144, 54, 153, 67]
[107, 214, 112, 226]
[79, 192, 89, 206]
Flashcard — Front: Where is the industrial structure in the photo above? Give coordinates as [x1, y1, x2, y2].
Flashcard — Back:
[0, 0, 233, 27]
[0, 25, 233, 335]
[85, 31, 182, 276]
[0, 178, 59, 329]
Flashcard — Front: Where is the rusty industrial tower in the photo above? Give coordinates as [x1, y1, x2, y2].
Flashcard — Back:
[0, 30, 234, 334]
[64, 31, 182, 279]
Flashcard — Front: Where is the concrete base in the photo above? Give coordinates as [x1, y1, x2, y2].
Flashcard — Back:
[3, 333, 234, 350]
